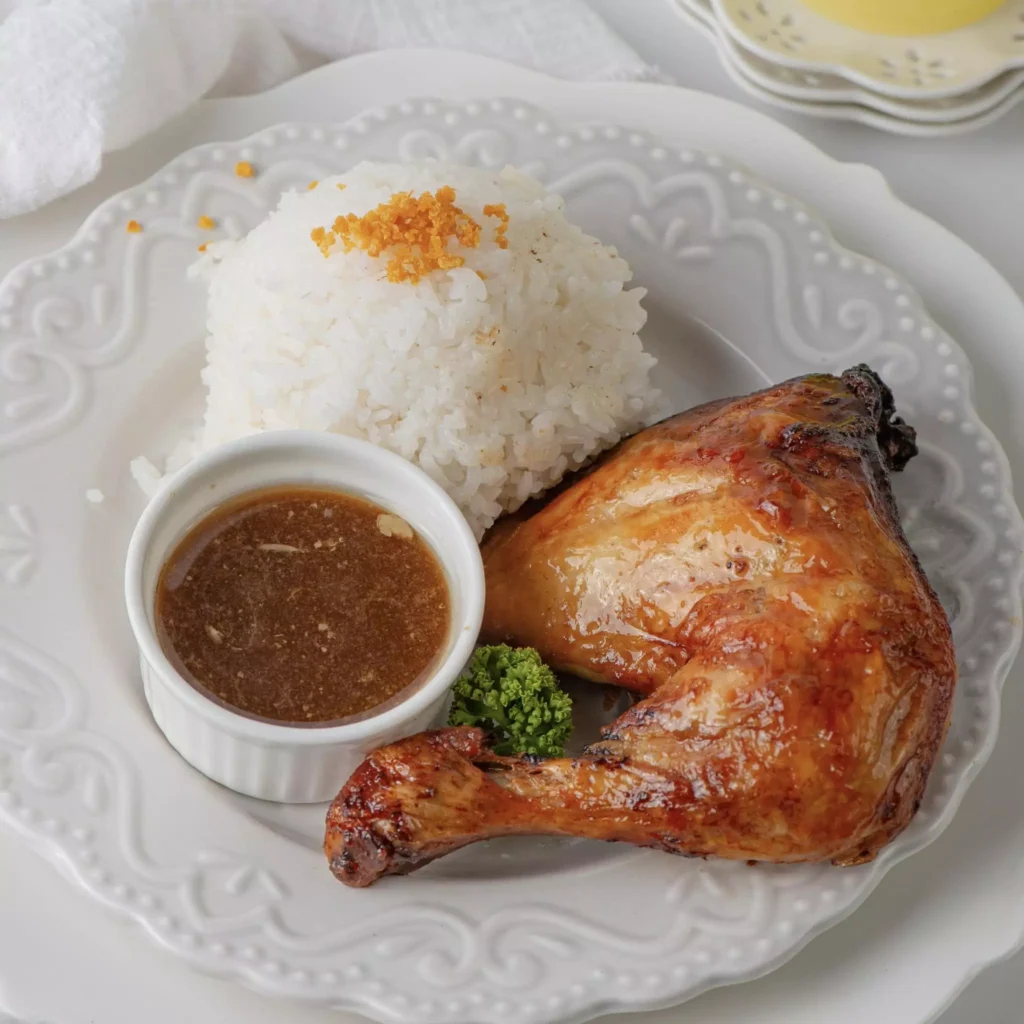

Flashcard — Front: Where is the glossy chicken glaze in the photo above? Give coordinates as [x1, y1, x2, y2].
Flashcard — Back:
[326, 367, 956, 886]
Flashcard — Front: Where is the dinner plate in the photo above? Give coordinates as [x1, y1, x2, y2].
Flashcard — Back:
[674, 0, 1024, 121]
[0, 98, 1020, 1024]
[673, 0, 1024, 135]
[711, 0, 1024, 99]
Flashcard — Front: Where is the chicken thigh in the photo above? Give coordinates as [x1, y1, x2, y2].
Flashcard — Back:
[326, 366, 956, 886]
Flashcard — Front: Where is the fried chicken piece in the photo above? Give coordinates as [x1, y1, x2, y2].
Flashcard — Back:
[326, 367, 956, 886]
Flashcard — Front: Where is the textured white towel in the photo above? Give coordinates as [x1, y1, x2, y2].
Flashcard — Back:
[0, 0, 659, 219]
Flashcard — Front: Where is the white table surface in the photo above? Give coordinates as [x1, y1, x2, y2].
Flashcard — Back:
[3, 3, 1024, 1022]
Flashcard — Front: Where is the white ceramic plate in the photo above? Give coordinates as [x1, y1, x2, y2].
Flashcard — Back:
[675, 0, 1024, 122]
[674, 0, 1024, 134]
[712, 0, 1024, 99]
[0, 98, 1020, 1024]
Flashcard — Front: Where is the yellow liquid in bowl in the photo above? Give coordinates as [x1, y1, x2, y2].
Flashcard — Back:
[799, 0, 1006, 35]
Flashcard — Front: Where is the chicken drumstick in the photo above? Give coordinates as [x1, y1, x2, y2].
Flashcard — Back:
[326, 366, 956, 886]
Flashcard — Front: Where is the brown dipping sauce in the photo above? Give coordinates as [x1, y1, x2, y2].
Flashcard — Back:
[155, 486, 451, 725]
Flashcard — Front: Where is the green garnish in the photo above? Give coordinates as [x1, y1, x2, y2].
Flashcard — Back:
[448, 644, 573, 757]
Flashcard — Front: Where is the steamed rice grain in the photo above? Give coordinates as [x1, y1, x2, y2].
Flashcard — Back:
[136, 161, 657, 537]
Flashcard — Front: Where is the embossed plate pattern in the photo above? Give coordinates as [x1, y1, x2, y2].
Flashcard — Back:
[0, 100, 1020, 1024]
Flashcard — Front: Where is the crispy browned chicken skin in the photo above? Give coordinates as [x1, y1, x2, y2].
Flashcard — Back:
[326, 367, 956, 887]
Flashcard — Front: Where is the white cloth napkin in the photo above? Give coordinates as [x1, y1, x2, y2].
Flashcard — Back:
[0, 0, 659, 219]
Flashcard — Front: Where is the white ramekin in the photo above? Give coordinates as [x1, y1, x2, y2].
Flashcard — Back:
[124, 430, 484, 803]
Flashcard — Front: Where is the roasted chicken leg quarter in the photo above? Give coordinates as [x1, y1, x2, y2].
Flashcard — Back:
[326, 366, 956, 887]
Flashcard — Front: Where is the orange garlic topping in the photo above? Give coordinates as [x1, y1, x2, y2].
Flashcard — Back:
[197, 243, 208, 252]
[311, 187, 509, 284]
[483, 203, 509, 249]
[197, 215, 215, 230]
[307, 180, 318, 190]
[235, 161, 254, 178]
[126, 219, 142, 233]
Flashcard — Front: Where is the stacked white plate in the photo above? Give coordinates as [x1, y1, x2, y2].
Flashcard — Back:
[672, 0, 1024, 135]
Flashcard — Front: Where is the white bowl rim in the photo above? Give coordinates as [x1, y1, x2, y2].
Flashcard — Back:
[124, 429, 486, 747]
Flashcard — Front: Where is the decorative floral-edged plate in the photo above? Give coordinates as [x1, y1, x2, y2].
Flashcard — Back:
[0, 100, 1019, 1024]
[676, 0, 1024, 121]
[675, 0, 1024, 136]
[712, 0, 1024, 99]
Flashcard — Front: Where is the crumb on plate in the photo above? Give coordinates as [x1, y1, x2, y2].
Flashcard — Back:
[129, 456, 162, 499]
[197, 243, 208, 252]
[234, 161, 254, 178]
[126, 220, 142, 233]
[307, 180, 318, 190]
[197, 215, 216, 230]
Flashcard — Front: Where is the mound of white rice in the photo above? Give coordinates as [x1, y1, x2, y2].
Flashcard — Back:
[135, 161, 657, 537]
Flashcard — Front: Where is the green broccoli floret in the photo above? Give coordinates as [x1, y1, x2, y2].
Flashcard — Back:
[448, 645, 573, 757]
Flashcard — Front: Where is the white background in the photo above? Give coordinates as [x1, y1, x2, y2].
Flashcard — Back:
[3, 1, 1024, 1021]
